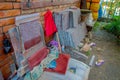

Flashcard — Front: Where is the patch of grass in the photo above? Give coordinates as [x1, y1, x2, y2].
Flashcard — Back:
[104, 16, 120, 37]
[92, 21, 100, 31]
[86, 50, 91, 56]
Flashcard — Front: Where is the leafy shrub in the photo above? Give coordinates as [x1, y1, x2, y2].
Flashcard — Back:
[104, 16, 120, 37]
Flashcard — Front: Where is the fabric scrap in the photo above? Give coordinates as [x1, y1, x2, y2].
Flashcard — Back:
[50, 46, 59, 58]
[31, 65, 43, 80]
[24, 72, 31, 80]
[44, 10, 57, 37]
[45, 54, 70, 74]
[41, 54, 57, 68]
[47, 60, 57, 69]
[49, 40, 59, 48]
[28, 47, 48, 70]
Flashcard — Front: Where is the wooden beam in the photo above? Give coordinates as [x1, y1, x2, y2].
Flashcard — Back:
[21, 0, 80, 10]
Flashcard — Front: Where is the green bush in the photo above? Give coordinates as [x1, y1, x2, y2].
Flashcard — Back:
[104, 16, 120, 37]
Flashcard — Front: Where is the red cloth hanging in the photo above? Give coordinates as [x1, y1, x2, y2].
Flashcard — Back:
[44, 10, 57, 37]
[45, 54, 70, 74]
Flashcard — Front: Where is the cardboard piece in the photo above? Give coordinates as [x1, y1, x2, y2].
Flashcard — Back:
[81, 43, 91, 52]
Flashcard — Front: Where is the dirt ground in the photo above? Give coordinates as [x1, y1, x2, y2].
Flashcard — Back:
[88, 29, 120, 80]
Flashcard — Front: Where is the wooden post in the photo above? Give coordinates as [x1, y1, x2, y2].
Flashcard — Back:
[56, 32, 62, 53]
[80, 0, 87, 9]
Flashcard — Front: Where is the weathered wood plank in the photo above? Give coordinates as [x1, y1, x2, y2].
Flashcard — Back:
[21, 0, 80, 10]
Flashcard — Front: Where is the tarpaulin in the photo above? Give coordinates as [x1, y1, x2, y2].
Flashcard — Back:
[45, 54, 70, 74]
[44, 10, 57, 37]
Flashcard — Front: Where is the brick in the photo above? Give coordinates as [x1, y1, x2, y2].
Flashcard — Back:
[0, 48, 4, 56]
[40, 11, 46, 16]
[21, 9, 35, 14]
[0, 54, 8, 62]
[32, 0, 40, 2]
[13, 3, 21, 9]
[5, 0, 16, 1]
[35, 9, 41, 12]
[0, 41, 3, 48]
[3, 25, 15, 33]
[0, 18, 15, 27]
[0, 0, 5, 2]
[16, 0, 21, 2]
[0, 62, 13, 79]
[45, 6, 53, 10]
[0, 35, 3, 41]
[35, 8, 45, 12]
[52, 9, 61, 12]
[0, 27, 2, 34]
[5, 32, 10, 39]
[0, 54, 13, 67]
[0, 9, 20, 18]
[0, 2, 13, 10]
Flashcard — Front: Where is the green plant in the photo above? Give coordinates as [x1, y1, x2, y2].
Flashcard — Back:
[86, 51, 91, 56]
[104, 16, 120, 36]
[93, 21, 100, 31]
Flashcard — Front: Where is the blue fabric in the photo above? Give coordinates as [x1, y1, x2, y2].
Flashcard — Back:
[47, 60, 57, 69]
[24, 72, 31, 80]
[58, 30, 75, 48]
[98, 5, 103, 18]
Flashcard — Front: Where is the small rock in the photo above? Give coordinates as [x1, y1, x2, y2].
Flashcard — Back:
[84, 37, 90, 43]
[97, 48, 102, 51]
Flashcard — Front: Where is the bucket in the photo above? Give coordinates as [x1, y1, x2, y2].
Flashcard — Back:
[90, 3, 100, 11]
[87, 2, 100, 11]
[87, 2, 90, 9]
[87, 0, 100, 3]
[92, 11, 98, 20]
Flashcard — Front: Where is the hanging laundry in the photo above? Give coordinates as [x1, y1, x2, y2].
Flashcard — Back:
[44, 10, 57, 37]
[61, 11, 70, 31]
[53, 12, 62, 30]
